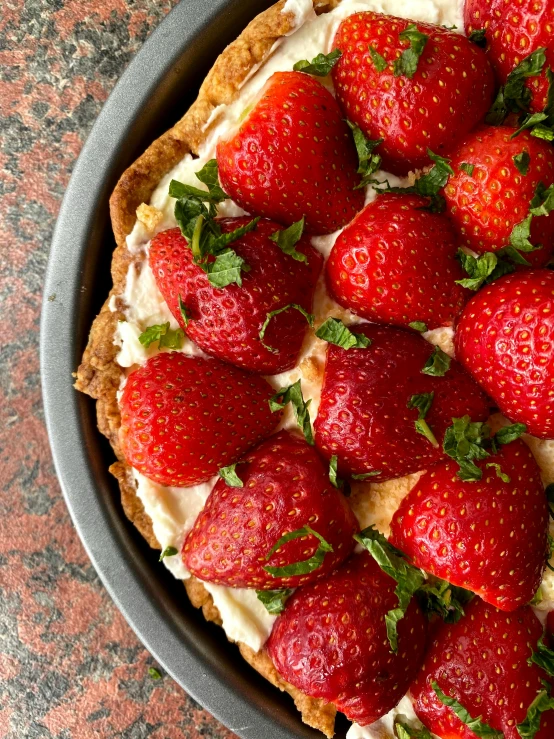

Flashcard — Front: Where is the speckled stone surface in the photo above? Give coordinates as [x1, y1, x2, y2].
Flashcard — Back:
[0, 2, 236, 737]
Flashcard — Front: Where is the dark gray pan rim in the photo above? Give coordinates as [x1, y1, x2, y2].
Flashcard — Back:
[40, 0, 349, 736]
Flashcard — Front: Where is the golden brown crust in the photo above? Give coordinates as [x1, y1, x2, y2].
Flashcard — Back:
[76, 1, 341, 734]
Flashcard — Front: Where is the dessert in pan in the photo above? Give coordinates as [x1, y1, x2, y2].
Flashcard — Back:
[75, 0, 554, 736]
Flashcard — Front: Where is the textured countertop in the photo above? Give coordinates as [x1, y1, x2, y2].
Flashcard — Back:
[1, 2, 235, 736]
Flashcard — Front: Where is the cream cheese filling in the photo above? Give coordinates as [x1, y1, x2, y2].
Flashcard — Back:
[108, 0, 554, 733]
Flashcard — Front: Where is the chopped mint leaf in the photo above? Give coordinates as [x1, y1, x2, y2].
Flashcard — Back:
[347, 121, 383, 188]
[409, 321, 427, 333]
[395, 718, 433, 738]
[264, 526, 333, 577]
[293, 48, 342, 76]
[432, 682, 504, 738]
[443, 416, 491, 482]
[530, 182, 554, 216]
[509, 214, 539, 260]
[148, 667, 162, 680]
[269, 218, 307, 263]
[369, 46, 387, 72]
[422, 346, 451, 376]
[418, 578, 472, 624]
[259, 303, 314, 353]
[139, 322, 184, 350]
[548, 534, 554, 571]
[328, 455, 344, 490]
[530, 587, 543, 606]
[205, 248, 250, 288]
[495, 423, 527, 445]
[486, 48, 547, 125]
[159, 546, 178, 561]
[373, 149, 452, 211]
[529, 635, 554, 677]
[517, 688, 554, 739]
[256, 588, 293, 614]
[269, 380, 314, 445]
[393, 24, 428, 79]
[486, 462, 511, 483]
[352, 471, 382, 480]
[315, 317, 371, 349]
[460, 162, 475, 176]
[512, 111, 549, 138]
[531, 124, 554, 141]
[456, 250, 515, 291]
[218, 463, 244, 488]
[355, 525, 425, 653]
[407, 392, 438, 447]
[178, 295, 191, 327]
[468, 28, 487, 48]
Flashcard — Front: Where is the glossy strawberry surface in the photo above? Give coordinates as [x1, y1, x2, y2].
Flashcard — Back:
[216, 71, 364, 235]
[455, 270, 554, 438]
[390, 439, 549, 611]
[443, 125, 554, 266]
[314, 324, 490, 481]
[326, 193, 469, 329]
[183, 430, 358, 589]
[267, 551, 427, 725]
[332, 12, 494, 174]
[412, 598, 554, 739]
[119, 352, 280, 487]
[149, 221, 323, 374]
[465, 0, 554, 112]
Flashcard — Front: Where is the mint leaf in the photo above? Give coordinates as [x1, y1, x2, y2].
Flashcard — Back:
[418, 578, 472, 624]
[259, 304, 314, 353]
[218, 463, 244, 488]
[512, 112, 549, 138]
[422, 346, 451, 376]
[159, 546, 178, 561]
[178, 295, 191, 327]
[407, 392, 439, 447]
[315, 317, 371, 349]
[495, 423, 527, 445]
[460, 162, 475, 176]
[487, 48, 547, 125]
[529, 636, 554, 677]
[395, 718, 433, 739]
[456, 250, 515, 291]
[531, 124, 554, 141]
[293, 48, 342, 76]
[443, 416, 491, 482]
[269, 218, 307, 263]
[269, 380, 313, 445]
[347, 121, 383, 188]
[139, 322, 184, 350]
[416, 151, 454, 198]
[409, 321, 427, 333]
[148, 667, 162, 679]
[328, 455, 343, 490]
[469, 28, 487, 48]
[256, 588, 293, 614]
[355, 525, 425, 652]
[508, 214, 539, 262]
[530, 182, 554, 216]
[352, 471, 382, 480]
[517, 688, 554, 739]
[369, 46, 387, 72]
[393, 24, 428, 79]
[486, 462, 511, 483]
[264, 526, 333, 577]
[205, 249, 249, 288]
[432, 682, 504, 738]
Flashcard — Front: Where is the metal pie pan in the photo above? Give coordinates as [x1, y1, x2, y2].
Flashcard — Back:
[41, 0, 351, 736]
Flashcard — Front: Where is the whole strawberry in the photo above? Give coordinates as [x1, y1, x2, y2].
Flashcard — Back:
[443, 126, 554, 266]
[267, 551, 427, 725]
[314, 324, 489, 481]
[216, 71, 364, 234]
[332, 12, 494, 174]
[326, 193, 469, 329]
[390, 438, 549, 611]
[119, 352, 280, 487]
[183, 430, 358, 589]
[412, 598, 554, 739]
[455, 270, 554, 438]
[149, 220, 322, 374]
[465, 0, 554, 112]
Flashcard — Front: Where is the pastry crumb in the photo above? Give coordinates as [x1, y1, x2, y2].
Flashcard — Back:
[136, 203, 163, 233]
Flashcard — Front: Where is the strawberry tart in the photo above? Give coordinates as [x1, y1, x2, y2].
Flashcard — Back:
[75, 0, 554, 736]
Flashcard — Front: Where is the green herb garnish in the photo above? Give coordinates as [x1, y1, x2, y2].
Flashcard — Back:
[269, 217, 307, 263]
[293, 49, 342, 76]
[264, 526, 333, 577]
[315, 317, 371, 349]
[138, 322, 185, 350]
[407, 392, 438, 447]
[269, 380, 314, 445]
[259, 304, 314, 353]
[256, 588, 294, 614]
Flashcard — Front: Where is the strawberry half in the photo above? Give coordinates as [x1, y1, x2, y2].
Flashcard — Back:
[332, 12, 494, 175]
[412, 598, 554, 739]
[216, 71, 364, 235]
[455, 269, 554, 439]
[465, 0, 554, 113]
[267, 551, 427, 725]
[314, 324, 490, 481]
[119, 352, 281, 487]
[183, 430, 358, 589]
[390, 438, 549, 611]
[443, 125, 554, 267]
[149, 220, 323, 374]
[326, 193, 470, 329]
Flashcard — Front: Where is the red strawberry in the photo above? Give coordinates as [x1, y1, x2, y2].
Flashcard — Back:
[390, 438, 549, 611]
[465, 0, 554, 112]
[119, 352, 280, 487]
[412, 598, 554, 739]
[314, 324, 490, 481]
[267, 551, 427, 725]
[149, 220, 323, 374]
[216, 71, 364, 235]
[443, 125, 554, 267]
[326, 193, 470, 329]
[183, 430, 358, 589]
[455, 269, 554, 438]
[331, 12, 494, 175]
